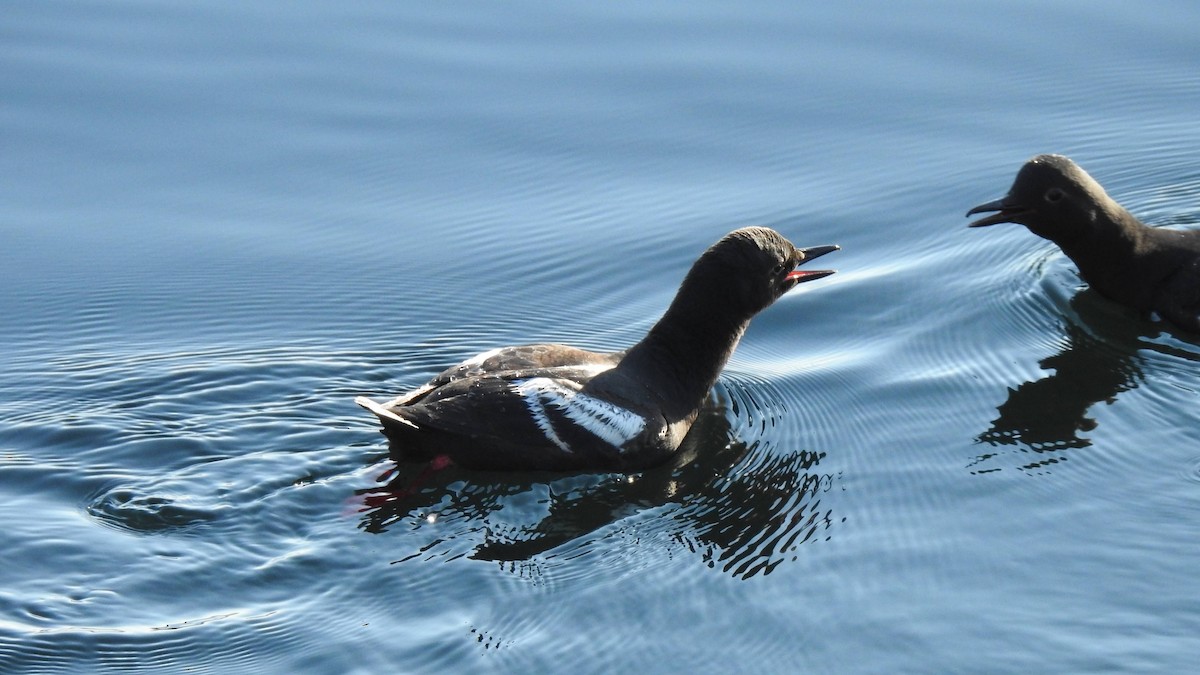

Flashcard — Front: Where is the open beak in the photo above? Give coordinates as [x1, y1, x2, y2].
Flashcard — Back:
[966, 195, 1028, 228]
[786, 244, 839, 283]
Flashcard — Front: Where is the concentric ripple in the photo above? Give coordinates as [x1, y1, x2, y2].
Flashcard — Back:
[355, 375, 845, 582]
[5, 0, 1200, 671]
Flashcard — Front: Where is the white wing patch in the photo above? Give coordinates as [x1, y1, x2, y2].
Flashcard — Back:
[513, 378, 571, 453]
[514, 378, 646, 453]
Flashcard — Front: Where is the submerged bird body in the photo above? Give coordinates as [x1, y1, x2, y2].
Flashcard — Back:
[967, 154, 1200, 332]
[356, 227, 837, 472]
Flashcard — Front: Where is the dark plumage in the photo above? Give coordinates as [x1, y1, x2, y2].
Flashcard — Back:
[356, 227, 838, 472]
[967, 154, 1200, 332]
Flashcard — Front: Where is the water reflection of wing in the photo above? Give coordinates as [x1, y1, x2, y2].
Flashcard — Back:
[972, 292, 1145, 472]
[356, 396, 841, 580]
[462, 405, 747, 564]
[674, 445, 835, 579]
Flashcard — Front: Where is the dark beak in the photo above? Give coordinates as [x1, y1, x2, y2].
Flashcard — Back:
[786, 244, 839, 283]
[966, 195, 1028, 228]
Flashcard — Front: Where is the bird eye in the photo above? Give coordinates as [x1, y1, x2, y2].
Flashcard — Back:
[1044, 187, 1065, 203]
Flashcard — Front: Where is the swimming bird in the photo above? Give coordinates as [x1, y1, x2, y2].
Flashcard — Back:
[967, 154, 1200, 332]
[356, 227, 838, 472]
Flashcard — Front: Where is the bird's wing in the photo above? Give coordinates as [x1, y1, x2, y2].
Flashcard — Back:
[365, 345, 615, 410]
[408, 368, 654, 465]
[426, 344, 617, 387]
[1154, 258, 1200, 333]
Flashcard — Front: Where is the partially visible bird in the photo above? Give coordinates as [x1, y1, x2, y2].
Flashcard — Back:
[967, 153, 1200, 332]
[356, 226, 838, 472]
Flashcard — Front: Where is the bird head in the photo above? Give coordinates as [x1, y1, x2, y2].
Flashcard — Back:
[966, 154, 1112, 243]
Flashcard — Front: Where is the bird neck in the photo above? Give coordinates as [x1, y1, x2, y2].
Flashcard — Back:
[1056, 198, 1156, 306]
[1057, 201, 1151, 292]
[618, 288, 752, 419]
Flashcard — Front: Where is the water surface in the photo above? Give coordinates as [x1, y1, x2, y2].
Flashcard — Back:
[3, 1, 1200, 672]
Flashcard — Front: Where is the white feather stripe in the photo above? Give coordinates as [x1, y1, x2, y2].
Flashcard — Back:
[514, 378, 645, 452]
[554, 393, 646, 448]
[514, 379, 572, 453]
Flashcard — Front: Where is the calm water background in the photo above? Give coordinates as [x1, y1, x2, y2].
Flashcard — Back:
[3, 1, 1200, 672]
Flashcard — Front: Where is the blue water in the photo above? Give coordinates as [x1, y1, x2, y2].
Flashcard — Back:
[4, 1, 1200, 672]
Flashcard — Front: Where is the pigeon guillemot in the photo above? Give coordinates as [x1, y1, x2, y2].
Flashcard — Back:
[356, 227, 838, 472]
[967, 154, 1200, 332]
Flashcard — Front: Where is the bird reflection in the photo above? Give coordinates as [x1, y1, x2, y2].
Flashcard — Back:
[356, 392, 840, 580]
[971, 291, 1152, 473]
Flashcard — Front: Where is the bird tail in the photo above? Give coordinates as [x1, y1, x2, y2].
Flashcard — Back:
[355, 396, 420, 430]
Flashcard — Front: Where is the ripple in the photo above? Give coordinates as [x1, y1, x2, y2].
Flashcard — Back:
[1185, 457, 1200, 485]
[981, 248, 1079, 351]
[88, 489, 220, 533]
[5, 0, 1200, 670]
[961, 253, 1200, 479]
[0, 609, 299, 674]
[671, 447, 841, 579]
[356, 382, 844, 583]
